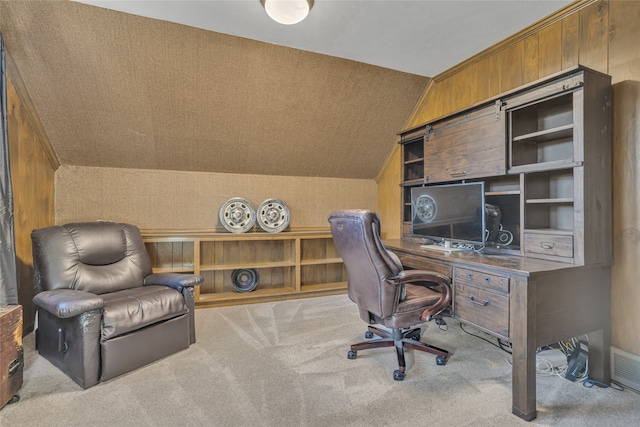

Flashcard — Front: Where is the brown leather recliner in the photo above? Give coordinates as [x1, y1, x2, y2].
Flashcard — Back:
[31, 221, 203, 389]
[328, 209, 452, 381]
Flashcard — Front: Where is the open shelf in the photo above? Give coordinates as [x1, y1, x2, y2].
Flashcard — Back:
[509, 92, 575, 169]
[300, 282, 348, 293]
[142, 230, 346, 307]
[512, 123, 573, 144]
[199, 260, 296, 271]
[526, 198, 574, 204]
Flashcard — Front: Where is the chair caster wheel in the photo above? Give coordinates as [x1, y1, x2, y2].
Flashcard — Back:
[393, 370, 405, 381]
[436, 356, 447, 366]
[347, 350, 358, 359]
[364, 331, 374, 339]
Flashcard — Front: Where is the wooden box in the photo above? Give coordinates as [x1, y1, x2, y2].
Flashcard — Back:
[1, 305, 23, 409]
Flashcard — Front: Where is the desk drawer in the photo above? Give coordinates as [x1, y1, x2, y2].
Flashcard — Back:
[454, 283, 509, 337]
[454, 267, 509, 293]
[524, 233, 573, 259]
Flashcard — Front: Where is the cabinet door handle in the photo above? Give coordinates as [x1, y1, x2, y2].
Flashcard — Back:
[450, 171, 467, 178]
[468, 295, 490, 306]
[540, 242, 556, 250]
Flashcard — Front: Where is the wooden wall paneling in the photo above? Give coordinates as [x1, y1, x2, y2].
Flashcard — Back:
[608, 0, 640, 356]
[451, 64, 483, 113]
[495, 41, 526, 95]
[578, 0, 609, 73]
[436, 77, 455, 119]
[561, 12, 580, 70]
[608, 0, 640, 83]
[473, 58, 492, 105]
[523, 34, 540, 84]
[376, 146, 401, 240]
[488, 54, 503, 99]
[506, 41, 526, 92]
[611, 81, 640, 356]
[404, 79, 434, 129]
[538, 21, 563, 77]
[6, 75, 55, 332]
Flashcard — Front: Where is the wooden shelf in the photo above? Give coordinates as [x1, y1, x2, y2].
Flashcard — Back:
[152, 267, 194, 274]
[197, 287, 296, 302]
[513, 123, 573, 143]
[509, 160, 581, 174]
[523, 228, 574, 235]
[526, 198, 573, 204]
[300, 282, 348, 293]
[404, 158, 424, 165]
[143, 229, 347, 308]
[486, 190, 520, 196]
[300, 257, 343, 266]
[199, 260, 296, 271]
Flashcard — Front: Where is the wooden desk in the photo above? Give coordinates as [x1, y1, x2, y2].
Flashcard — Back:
[384, 239, 611, 421]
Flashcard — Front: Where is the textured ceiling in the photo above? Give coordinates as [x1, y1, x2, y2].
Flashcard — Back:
[77, 0, 572, 77]
[0, 1, 571, 179]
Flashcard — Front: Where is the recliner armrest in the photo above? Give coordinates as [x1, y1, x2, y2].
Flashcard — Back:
[144, 273, 204, 292]
[33, 289, 104, 319]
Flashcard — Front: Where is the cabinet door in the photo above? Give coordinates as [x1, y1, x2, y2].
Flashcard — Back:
[424, 104, 505, 183]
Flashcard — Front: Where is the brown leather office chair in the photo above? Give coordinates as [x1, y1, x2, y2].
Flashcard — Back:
[328, 209, 451, 380]
[31, 221, 203, 389]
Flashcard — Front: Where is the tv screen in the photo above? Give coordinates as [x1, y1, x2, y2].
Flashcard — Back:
[411, 182, 485, 246]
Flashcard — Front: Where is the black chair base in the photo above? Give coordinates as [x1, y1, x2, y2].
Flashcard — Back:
[347, 325, 449, 381]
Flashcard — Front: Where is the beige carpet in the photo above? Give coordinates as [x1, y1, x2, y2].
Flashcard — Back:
[1, 294, 638, 426]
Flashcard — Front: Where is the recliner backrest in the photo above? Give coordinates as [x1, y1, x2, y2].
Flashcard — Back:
[328, 209, 403, 319]
[32, 222, 153, 294]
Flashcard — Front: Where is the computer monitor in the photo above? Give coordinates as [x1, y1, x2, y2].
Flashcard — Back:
[411, 182, 485, 247]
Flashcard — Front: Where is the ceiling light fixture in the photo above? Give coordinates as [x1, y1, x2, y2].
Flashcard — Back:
[261, 0, 314, 25]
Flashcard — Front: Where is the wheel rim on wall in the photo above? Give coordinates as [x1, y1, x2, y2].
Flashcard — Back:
[219, 197, 256, 233]
[257, 198, 290, 233]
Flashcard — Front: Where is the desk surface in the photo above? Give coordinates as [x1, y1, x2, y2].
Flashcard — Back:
[383, 239, 586, 276]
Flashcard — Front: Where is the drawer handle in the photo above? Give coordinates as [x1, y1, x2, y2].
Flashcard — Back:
[450, 171, 467, 178]
[540, 241, 556, 250]
[468, 294, 490, 306]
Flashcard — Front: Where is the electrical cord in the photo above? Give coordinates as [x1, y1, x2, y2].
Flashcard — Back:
[459, 322, 512, 354]
[583, 379, 625, 391]
[459, 325, 624, 391]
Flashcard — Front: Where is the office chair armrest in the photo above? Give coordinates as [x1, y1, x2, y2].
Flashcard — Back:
[387, 271, 452, 322]
[33, 289, 104, 319]
[144, 273, 204, 292]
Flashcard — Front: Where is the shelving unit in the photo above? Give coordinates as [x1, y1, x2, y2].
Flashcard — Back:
[399, 66, 611, 265]
[142, 229, 346, 308]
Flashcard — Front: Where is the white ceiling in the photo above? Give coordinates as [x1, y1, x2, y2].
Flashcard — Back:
[76, 0, 572, 77]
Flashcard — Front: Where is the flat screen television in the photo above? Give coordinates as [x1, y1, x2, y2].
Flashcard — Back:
[411, 182, 485, 247]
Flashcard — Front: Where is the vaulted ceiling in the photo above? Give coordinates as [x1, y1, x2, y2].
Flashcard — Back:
[0, 1, 571, 179]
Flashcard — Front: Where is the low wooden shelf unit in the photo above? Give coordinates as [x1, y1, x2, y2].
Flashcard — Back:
[141, 229, 347, 308]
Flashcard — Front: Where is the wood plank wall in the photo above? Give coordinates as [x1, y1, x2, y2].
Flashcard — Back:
[6, 74, 56, 332]
[377, 0, 640, 356]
